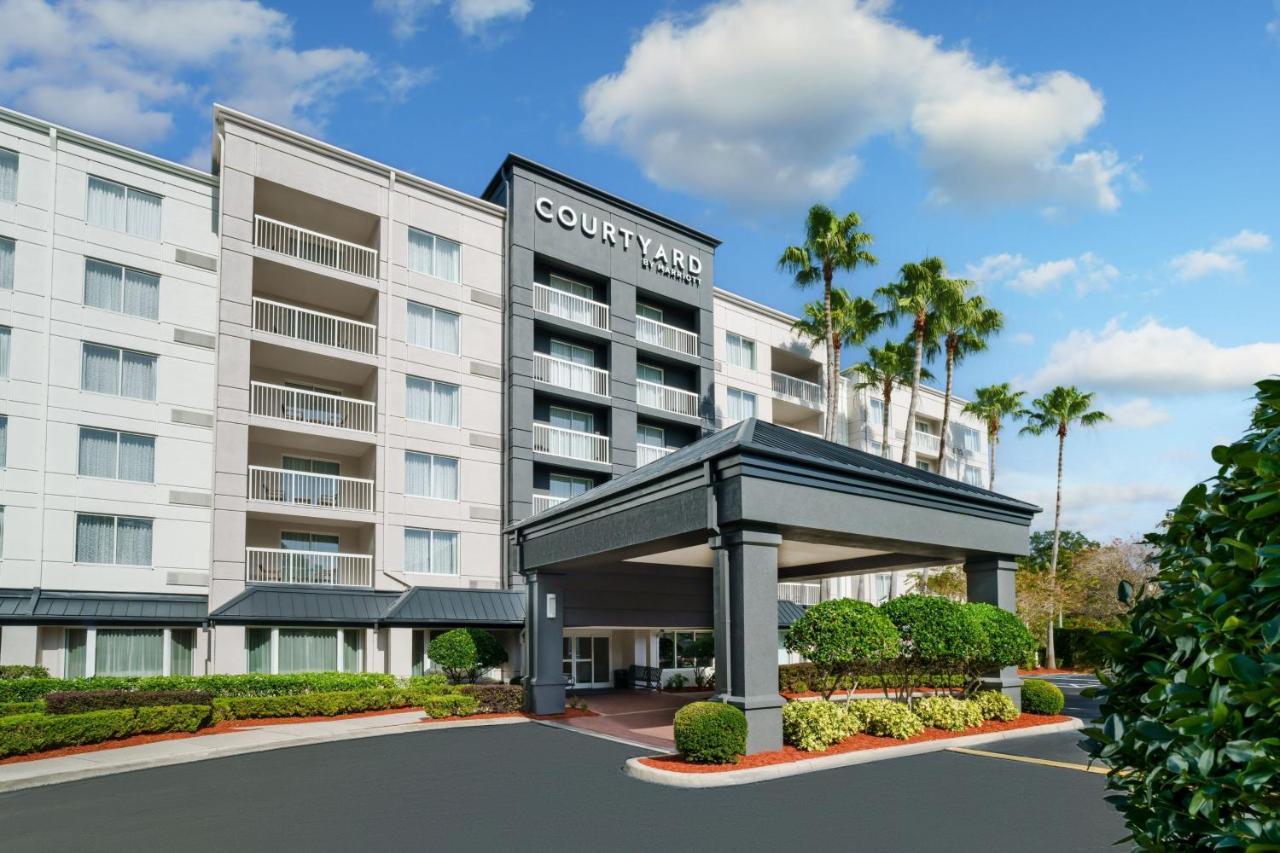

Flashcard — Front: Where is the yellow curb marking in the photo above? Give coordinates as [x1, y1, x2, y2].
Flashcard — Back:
[946, 746, 1109, 775]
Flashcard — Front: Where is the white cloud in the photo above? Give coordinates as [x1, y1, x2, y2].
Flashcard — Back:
[373, 0, 531, 39]
[374, 0, 436, 40]
[1214, 229, 1271, 253]
[1027, 318, 1280, 395]
[581, 0, 1130, 210]
[966, 251, 1117, 295]
[1001, 469, 1185, 538]
[964, 253, 1026, 285]
[1101, 397, 1171, 429]
[1169, 229, 1270, 281]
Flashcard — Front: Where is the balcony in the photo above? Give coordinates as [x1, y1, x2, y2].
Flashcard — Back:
[253, 297, 376, 356]
[778, 582, 821, 606]
[248, 466, 375, 513]
[532, 494, 568, 514]
[637, 381, 699, 418]
[533, 422, 610, 464]
[772, 372, 824, 410]
[254, 214, 377, 280]
[533, 283, 609, 331]
[250, 381, 376, 434]
[246, 547, 373, 587]
[636, 316, 697, 356]
[897, 428, 941, 455]
[533, 353, 609, 397]
[637, 443, 673, 467]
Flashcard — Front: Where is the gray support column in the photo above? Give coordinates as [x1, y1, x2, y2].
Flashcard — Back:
[964, 557, 1023, 709]
[712, 525, 785, 754]
[523, 570, 566, 715]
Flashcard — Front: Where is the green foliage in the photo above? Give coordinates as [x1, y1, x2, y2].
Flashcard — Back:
[211, 688, 476, 722]
[673, 701, 747, 764]
[974, 691, 1019, 722]
[783, 598, 901, 699]
[881, 595, 987, 705]
[781, 700, 864, 752]
[405, 674, 453, 694]
[0, 700, 44, 718]
[1050, 627, 1104, 669]
[777, 663, 964, 694]
[427, 629, 508, 684]
[0, 704, 210, 759]
[965, 602, 1037, 686]
[457, 684, 524, 713]
[44, 690, 213, 715]
[665, 673, 688, 690]
[845, 699, 924, 740]
[1020, 530, 1100, 574]
[914, 696, 985, 732]
[0, 665, 50, 679]
[0, 672, 397, 703]
[1020, 679, 1064, 715]
[1087, 379, 1280, 850]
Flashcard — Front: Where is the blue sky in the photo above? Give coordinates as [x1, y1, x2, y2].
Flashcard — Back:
[3, 0, 1277, 539]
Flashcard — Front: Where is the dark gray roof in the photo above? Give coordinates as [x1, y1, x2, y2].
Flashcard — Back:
[777, 599, 807, 628]
[0, 589, 34, 618]
[210, 586, 399, 625]
[0, 589, 207, 624]
[383, 587, 525, 626]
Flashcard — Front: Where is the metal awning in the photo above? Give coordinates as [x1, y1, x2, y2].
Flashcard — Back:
[382, 587, 525, 627]
[209, 585, 399, 625]
[0, 589, 208, 624]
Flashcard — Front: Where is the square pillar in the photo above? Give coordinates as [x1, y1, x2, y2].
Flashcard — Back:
[964, 557, 1023, 709]
[523, 570, 566, 715]
[712, 525, 785, 754]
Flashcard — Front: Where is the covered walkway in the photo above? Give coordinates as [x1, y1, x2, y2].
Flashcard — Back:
[561, 690, 711, 750]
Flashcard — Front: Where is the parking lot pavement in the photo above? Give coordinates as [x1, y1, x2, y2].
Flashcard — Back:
[0, 720, 1125, 853]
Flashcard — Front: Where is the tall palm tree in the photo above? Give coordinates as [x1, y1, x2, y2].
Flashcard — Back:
[876, 257, 950, 464]
[1020, 386, 1110, 668]
[845, 341, 930, 459]
[792, 290, 885, 430]
[961, 383, 1028, 490]
[932, 288, 1003, 466]
[778, 206, 877, 441]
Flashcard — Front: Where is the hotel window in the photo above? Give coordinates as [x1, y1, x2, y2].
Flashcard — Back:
[407, 228, 461, 283]
[549, 274, 595, 301]
[868, 397, 884, 426]
[404, 528, 459, 575]
[86, 176, 161, 240]
[84, 259, 160, 320]
[0, 236, 13, 290]
[64, 627, 196, 678]
[726, 387, 756, 422]
[0, 416, 6, 467]
[81, 343, 156, 400]
[406, 376, 459, 426]
[726, 333, 756, 369]
[636, 302, 663, 322]
[0, 148, 16, 202]
[549, 338, 595, 366]
[548, 405, 592, 433]
[0, 326, 10, 378]
[406, 301, 460, 354]
[963, 465, 985, 487]
[411, 629, 453, 677]
[658, 630, 713, 669]
[915, 460, 935, 473]
[405, 451, 459, 500]
[78, 427, 155, 482]
[867, 439, 883, 457]
[954, 424, 981, 454]
[637, 423, 665, 448]
[548, 473, 592, 500]
[75, 513, 153, 566]
[637, 362, 664, 385]
[875, 573, 892, 605]
[245, 628, 364, 674]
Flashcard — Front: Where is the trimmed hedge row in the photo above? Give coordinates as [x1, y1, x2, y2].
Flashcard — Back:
[777, 663, 964, 694]
[210, 689, 478, 723]
[45, 690, 214, 716]
[0, 665, 50, 680]
[457, 684, 523, 713]
[0, 705, 210, 759]
[0, 700, 44, 718]
[0, 672, 398, 703]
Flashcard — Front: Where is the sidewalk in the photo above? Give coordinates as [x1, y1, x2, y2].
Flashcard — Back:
[0, 711, 528, 793]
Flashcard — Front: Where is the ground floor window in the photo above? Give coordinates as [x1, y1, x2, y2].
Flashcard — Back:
[63, 627, 197, 677]
[410, 629, 450, 677]
[657, 630, 713, 669]
[245, 627, 365, 674]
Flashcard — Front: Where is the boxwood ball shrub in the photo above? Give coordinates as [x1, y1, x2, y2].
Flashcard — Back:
[880, 595, 987, 706]
[781, 700, 863, 752]
[1020, 679, 1064, 715]
[973, 690, 1019, 722]
[427, 629, 508, 684]
[1087, 379, 1280, 850]
[783, 599, 901, 699]
[673, 701, 747, 764]
[913, 696, 985, 732]
[964, 603, 1037, 685]
[846, 699, 924, 740]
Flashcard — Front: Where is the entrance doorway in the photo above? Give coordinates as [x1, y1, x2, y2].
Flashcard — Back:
[563, 635, 611, 689]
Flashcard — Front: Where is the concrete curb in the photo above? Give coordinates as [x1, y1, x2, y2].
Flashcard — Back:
[622, 718, 1085, 788]
[0, 715, 530, 794]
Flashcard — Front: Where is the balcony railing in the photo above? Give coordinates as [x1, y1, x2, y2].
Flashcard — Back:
[897, 428, 941, 455]
[253, 297, 376, 356]
[778, 582, 822, 606]
[533, 353, 609, 397]
[533, 283, 609, 331]
[250, 381, 376, 434]
[246, 547, 373, 587]
[254, 215, 378, 279]
[637, 443, 674, 467]
[772, 372, 824, 410]
[532, 423, 610, 464]
[248, 466, 375, 513]
[637, 380, 699, 418]
[636, 316, 697, 356]
[532, 494, 568, 514]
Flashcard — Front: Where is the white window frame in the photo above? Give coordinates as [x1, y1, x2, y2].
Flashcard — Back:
[80, 342, 158, 401]
[726, 387, 756, 422]
[963, 465, 985, 487]
[548, 404, 593, 433]
[74, 512, 154, 567]
[636, 302, 664, 322]
[406, 300, 461, 355]
[86, 176, 162, 240]
[548, 473, 593, 499]
[407, 227, 462, 283]
[549, 337, 595, 366]
[725, 333, 756, 370]
[0, 235, 14, 291]
[77, 426, 156, 482]
[64, 626, 195, 678]
[83, 257, 160, 321]
[548, 273, 595, 300]
[405, 375, 461, 427]
[637, 423, 665, 447]
[636, 362, 665, 385]
[0, 147, 17, 203]
[244, 627, 365, 675]
[404, 528, 460, 575]
[405, 450, 460, 501]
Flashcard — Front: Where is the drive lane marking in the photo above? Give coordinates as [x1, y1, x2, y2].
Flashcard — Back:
[946, 746, 1109, 775]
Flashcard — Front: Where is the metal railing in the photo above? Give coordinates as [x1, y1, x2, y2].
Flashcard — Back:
[636, 316, 697, 356]
[636, 443, 673, 467]
[250, 381, 376, 434]
[532, 423, 610, 463]
[246, 547, 373, 587]
[637, 380, 699, 417]
[254, 215, 378, 279]
[252, 297, 376, 356]
[914, 430, 941, 454]
[778, 582, 822, 606]
[533, 353, 609, 397]
[248, 466, 375, 512]
[532, 494, 568, 514]
[532, 283, 609, 331]
[772, 371, 824, 409]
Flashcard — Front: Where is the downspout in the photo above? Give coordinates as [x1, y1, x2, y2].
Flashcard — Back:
[206, 131, 225, 675]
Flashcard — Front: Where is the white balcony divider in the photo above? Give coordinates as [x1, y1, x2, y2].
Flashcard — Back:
[533, 422, 610, 463]
[636, 316, 697, 356]
[778, 582, 822, 606]
[637, 380, 699, 417]
[532, 494, 568, 514]
[246, 547, 373, 587]
[636, 443, 674, 467]
[252, 297, 376, 356]
[772, 372, 824, 410]
[532, 352, 609, 396]
[532, 282, 609, 331]
[248, 466, 374, 512]
[250, 381, 375, 434]
[254, 215, 378, 279]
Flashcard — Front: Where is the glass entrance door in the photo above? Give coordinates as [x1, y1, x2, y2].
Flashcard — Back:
[561, 634, 611, 689]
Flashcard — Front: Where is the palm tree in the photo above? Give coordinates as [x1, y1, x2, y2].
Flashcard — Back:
[792, 290, 885, 431]
[1020, 386, 1110, 669]
[932, 287, 1003, 466]
[778, 205, 877, 441]
[961, 383, 1028, 490]
[845, 341, 930, 459]
[876, 257, 950, 465]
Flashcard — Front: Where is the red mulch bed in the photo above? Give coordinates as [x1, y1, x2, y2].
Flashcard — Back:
[640, 714, 1075, 774]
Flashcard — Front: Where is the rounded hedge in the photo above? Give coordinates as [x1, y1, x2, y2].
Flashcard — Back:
[427, 628, 508, 684]
[914, 696, 985, 732]
[846, 699, 924, 740]
[781, 700, 862, 752]
[881, 594, 988, 671]
[1021, 679, 1064, 715]
[673, 701, 747, 764]
[974, 690, 1019, 722]
[783, 598, 900, 697]
[966, 603, 1037, 673]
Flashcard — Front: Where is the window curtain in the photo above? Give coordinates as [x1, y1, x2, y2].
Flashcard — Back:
[246, 628, 272, 673]
[435, 238, 460, 283]
[407, 229, 434, 275]
[82, 344, 119, 394]
[431, 382, 459, 426]
[118, 433, 155, 482]
[433, 309, 459, 354]
[84, 259, 122, 311]
[123, 269, 159, 320]
[278, 629, 337, 673]
[0, 326, 10, 379]
[406, 302, 431, 348]
[0, 237, 13, 291]
[65, 629, 87, 678]
[431, 455, 458, 500]
[115, 517, 153, 565]
[0, 149, 16, 202]
[405, 451, 429, 497]
[431, 531, 458, 575]
[87, 177, 126, 231]
[0, 416, 7, 468]
[76, 513, 115, 563]
[120, 351, 156, 400]
[405, 376, 430, 421]
[126, 189, 162, 240]
[96, 629, 163, 676]
[404, 529, 431, 572]
[78, 427, 118, 477]
[411, 631, 425, 677]
[342, 630, 364, 673]
[170, 629, 195, 676]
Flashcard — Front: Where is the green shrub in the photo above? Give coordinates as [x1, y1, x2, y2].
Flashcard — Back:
[428, 629, 508, 684]
[44, 690, 213, 715]
[211, 688, 476, 722]
[846, 700, 924, 740]
[0, 672, 397, 703]
[1020, 679, 1064, 715]
[777, 663, 964, 694]
[405, 674, 453, 694]
[783, 599, 901, 699]
[913, 696, 984, 732]
[673, 701, 747, 764]
[880, 595, 988, 707]
[781, 700, 863, 752]
[457, 684, 524, 713]
[0, 704, 210, 759]
[420, 694, 480, 719]
[973, 690, 1019, 722]
[965, 603, 1037, 686]
[0, 665, 50, 679]
[0, 700, 44, 718]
